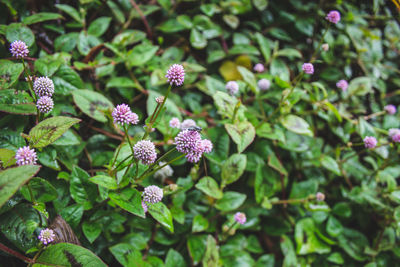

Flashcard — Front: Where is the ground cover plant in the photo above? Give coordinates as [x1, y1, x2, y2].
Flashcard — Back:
[1, 0, 400, 266]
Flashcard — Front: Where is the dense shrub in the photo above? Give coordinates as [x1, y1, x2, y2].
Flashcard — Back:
[1, 0, 400, 266]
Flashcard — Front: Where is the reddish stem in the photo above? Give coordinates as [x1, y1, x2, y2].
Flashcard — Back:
[0, 242, 33, 264]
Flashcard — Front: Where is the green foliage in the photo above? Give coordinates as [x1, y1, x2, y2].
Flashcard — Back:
[1, 0, 400, 266]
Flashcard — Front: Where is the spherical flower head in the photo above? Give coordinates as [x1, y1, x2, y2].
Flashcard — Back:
[326, 10, 341, 24]
[302, 63, 314, 74]
[180, 119, 197, 130]
[166, 64, 185, 86]
[175, 129, 202, 154]
[322, 43, 329, 51]
[253, 63, 265, 73]
[36, 96, 54, 114]
[169, 117, 181, 128]
[234, 212, 246, 225]
[38, 228, 55, 245]
[389, 129, 400, 143]
[258, 79, 271, 91]
[201, 139, 213, 153]
[143, 185, 163, 204]
[154, 162, 174, 180]
[15, 146, 37, 166]
[385, 105, 396, 115]
[133, 140, 157, 165]
[155, 96, 165, 104]
[364, 136, 377, 149]
[112, 104, 139, 125]
[142, 201, 148, 213]
[336, 80, 348, 91]
[33, 77, 54, 97]
[226, 81, 239, 96]
[10, 40, 29, 58]
[316, 192, 325, 201]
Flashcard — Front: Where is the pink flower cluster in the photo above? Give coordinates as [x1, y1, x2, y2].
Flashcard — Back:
[302, 63, 314, 74]
[133, 140, 157, 165]
[234, 212, 246, 225]
[15, 146, 37, 166]
[336, 80, 348, 91]
[142, 185, 163, 204]
[166, 64, 185, 86]
[326, 10, 341, 24]
[363, 136, 377, 149]
[38, 228, 56, 245]
[112, 104, 139, 125]
[174, 129, 213, 163]
[10, 40, 29, 58]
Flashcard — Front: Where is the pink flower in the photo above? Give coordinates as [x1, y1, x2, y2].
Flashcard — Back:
[234, 212, 246, 225]
[38, 228, 55, 245]
[36, 96, 54, 113]
[226, 81, 239, 96]
[363, 136, 377, 149]
[384, 105, 396, 115]
[15, 146, 37, 166]
[112, 104, 139, 125]
[316, 192, 325, 201]
[142, 201, 148, 213]
[169, 117, 181, 128]
[9, 40, 29, 58]
[133, 140, 157, 165]
[253, 63, 265, 73]
[33, 77, 54, 97]
[336, 80, 348, 91]
[143, 185, 163, 204]
[166, 64, 185, 86]
[258, 79, 271, 90]
[175, 129, 202, 154]
[326, 10, 341, 24]
[302, 63, 314, 74]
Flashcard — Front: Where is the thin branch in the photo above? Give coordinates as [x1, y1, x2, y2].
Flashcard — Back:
[0, 242, 33, 264]
[129, 0, 153, 39]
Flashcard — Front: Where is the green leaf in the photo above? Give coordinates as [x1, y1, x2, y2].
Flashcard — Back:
[22, 12, 63, 25]
[270, 58, 290, 81]
[165, 249, 186, 267]
[289, 180, 317, 199]
[221, 154, 247, 187]
[187, 235, 207, 265]
[148, 202, 174, 233]
[192, 214, 209, 233]
[0, 165, 41, 208]
[215, 191, 246, 211]
[0, 89, 36, 115]
[237, 66, 257, 93]
[202, 235, 220, 267]
[195, 176, 223, 199]
[337, 228, 368, 261]
[59, 204, 84, 228]
[225, 121, 255, 153]
[276, 48, 302, 58]
[54, 32, 79, 52]
[34, 56, 63, 76]
[321, 155, 341, 176]
[0, 60, 24, 89]
[280, 115, 313, 137]
[77, 31, 91, 55]
[0, 204, 43, 252]
[53, 65, 84, 95]
[255, 33, 271, 63]
[347, 77, 372, 96]
[127, 43, 159, 67]
[326, 216, 343, 237]
[55, 4, 83, 25]
[6, 23, 35, 46]
[213, 91, 238, 119]
[35, 243, 107, 266]
[28, 116, 81, 148]
[0, 148, 16, 168]
[295, 218, 331, 255]
[72, 89, 113, 122]
[190, 28, 207, 49]
[21, 177, 58, 202]
[223, 14, 239, 29]
[281, 235, 297, 267]
[88, 17, 112, 37]
[90, 175, 118, 189]
[107, 0, 125, 24]
[267, 153, 287, 176]
[109, 189, 145, 218]
[82, 221, 102, 243]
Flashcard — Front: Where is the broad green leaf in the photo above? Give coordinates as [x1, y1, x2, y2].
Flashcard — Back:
[127, 43, 159, 67]
[55, 4, 83, 25]
[59, 204, 84, 228]
[88, 17, 112, 37]
[0, 148, 16, 168]
[321, 155, 341, 176]
[28, 116, 81, 148]
[347, 77, 372, 96]
[270, 58, 290, 81]
[0, 60, 24, 89]
[0, 204, 43, 252]
[195, 176, 223, 199]
[53, 65, 84, 95]
[6, 23, 35, 46]
[187, 235, 208, 265]
[190, 28, 207, 49]
[256, 254, 275, 267]
[213, 91, 238, 118]
[35, 243, 107, 266]
[221, 154, 247, 187]
[237, 66, 257, 92]
[109, 189, 145, 218]
[276, 48, 302, 58]
[54, 32, 79, 52]
[255, 33, 271, 63]
[337, 228, 368, 261]
[90, 175, 118, 189]
[0, 165, 41, 208]
[326, 216, 343, 237]
[294, 218, 331, 255]
[72, 89, 113, 122]
[77, 31, 91, 55]
[148, 202, 174, 233]
[280, 115, 313, 137]
[20, 177, 58, 202]
[165, 249, 186, 267]
[22, 12, 63, 25]
[267, 153, 287, 176]
[281, 235, 297, 267]
[106, 0, 125, 24]
[225, 121, 255, 153]
[215, 191, 246, 211]
[223, 14, 239, 29]
[192, 214, 209, 233]
[289, 180, 317, 199]
[0, 89, 36, 114]
[82, 221, 102, 243]
[34, 56, 63, 76]
[202, 235, 220, 267]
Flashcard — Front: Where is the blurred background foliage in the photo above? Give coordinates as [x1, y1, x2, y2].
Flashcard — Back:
[1, 0, 400, 266]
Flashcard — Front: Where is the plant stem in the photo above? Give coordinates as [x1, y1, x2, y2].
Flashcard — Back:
[123, 124, 135, 156]
[137, 154, 184, 183]
[0, 242, 33, 264]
